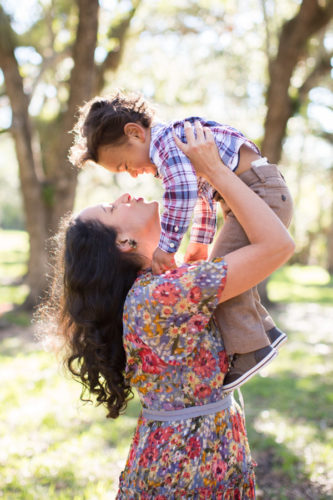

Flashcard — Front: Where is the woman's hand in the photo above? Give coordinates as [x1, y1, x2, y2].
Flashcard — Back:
[173, 121, 226, 181]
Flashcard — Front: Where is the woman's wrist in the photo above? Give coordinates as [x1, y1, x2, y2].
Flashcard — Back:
[205, 164, 233, 192]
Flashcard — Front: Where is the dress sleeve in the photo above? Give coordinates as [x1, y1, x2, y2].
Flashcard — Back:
[136, 259, 227, 363]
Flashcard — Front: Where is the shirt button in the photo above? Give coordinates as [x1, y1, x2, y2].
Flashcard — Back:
[169, 243, 175, 248]
[174, 226, 179, 232]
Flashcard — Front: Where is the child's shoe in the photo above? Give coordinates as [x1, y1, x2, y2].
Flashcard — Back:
[267, 326, 287, 349]
[223, 345, 277, 391]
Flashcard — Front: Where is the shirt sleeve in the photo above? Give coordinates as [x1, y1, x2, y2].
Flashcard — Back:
[137, 259, 227, 363]
[190, 196, 217, 244]
[157, 149, 198, 253]
[212, 124, 261, 171]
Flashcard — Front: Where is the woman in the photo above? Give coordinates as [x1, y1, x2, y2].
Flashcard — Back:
[39, 123, 294, 498]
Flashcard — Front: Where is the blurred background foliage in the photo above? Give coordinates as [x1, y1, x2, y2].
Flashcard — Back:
[0, 0, 333, 498]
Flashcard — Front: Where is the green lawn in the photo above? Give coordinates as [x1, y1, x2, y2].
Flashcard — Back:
[269, 264, 333, 304]
[0, 229, 29, 307]
[0, 230, 332, 499]
[0, 345, 139, 499]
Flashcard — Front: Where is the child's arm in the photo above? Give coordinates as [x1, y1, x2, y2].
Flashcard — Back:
[151, 124, 200, 273]
[152, 157, 198, 274]
[157, 151, 198, 255]
[184, 195, 216, 264]
[153, 190, 214, 269]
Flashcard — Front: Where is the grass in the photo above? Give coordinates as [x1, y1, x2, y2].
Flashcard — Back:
[269, 265, 333, 304]
[0, 229, 29, 307]
[0, 343, 141, 499]
[242, 305, 333, 497]
[1, 229, 333, 499]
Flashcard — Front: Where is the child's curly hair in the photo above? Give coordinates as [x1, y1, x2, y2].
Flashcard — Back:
[69, 90, 155, 168]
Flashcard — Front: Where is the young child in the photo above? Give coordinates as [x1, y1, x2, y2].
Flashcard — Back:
[70, 91, 293, 390]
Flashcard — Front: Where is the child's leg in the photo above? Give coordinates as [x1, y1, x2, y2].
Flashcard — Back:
[210, 207, 270, 354]
[252, 286, 274, 331]
[210, 163, 293, 356]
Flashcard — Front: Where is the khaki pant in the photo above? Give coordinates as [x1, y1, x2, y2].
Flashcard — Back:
[210, 164, 293, 355]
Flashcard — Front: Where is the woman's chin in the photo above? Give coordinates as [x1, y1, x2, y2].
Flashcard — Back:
[148, 200, 160, 211]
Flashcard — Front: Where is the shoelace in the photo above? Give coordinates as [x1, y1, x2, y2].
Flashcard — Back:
[229, 353, 238, 369]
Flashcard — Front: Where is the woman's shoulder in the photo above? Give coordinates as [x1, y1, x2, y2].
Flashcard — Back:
[134, 258, 226, 283]
[127, 258, 227, 305]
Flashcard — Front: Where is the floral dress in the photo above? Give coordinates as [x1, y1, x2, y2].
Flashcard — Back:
[116, 258, 256, 499]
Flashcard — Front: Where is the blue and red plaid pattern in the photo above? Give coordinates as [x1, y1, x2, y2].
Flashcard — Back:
[150, 116, 261, 253]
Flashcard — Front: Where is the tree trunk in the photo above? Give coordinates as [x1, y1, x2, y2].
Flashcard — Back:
[327, 168, 333, 274]
[0, 9, 48, 307]
[259, 0, 333, 302]
[45, 0, 100, 234]
[94, 0, 140, 94]
[0, 1, 99, 308]
[262, 0, 333, 164]
[0, 0, 138, 308]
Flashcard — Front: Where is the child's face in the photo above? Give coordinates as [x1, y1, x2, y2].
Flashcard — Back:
[97, 129, 157, 178]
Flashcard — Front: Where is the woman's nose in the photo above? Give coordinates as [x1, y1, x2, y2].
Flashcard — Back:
[117, 193, 132, 204]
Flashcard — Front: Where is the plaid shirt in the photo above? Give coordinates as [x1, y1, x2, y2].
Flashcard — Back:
[150, 116, 261, 253]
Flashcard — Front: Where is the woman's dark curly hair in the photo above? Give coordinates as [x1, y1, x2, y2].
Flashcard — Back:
[36, 214, 144, 418]
[69, 90, 155, 168]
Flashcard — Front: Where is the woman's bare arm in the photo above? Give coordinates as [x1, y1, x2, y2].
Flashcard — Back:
[173, 121, 295, 303]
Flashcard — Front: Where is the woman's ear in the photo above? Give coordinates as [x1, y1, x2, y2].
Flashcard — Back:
[123, 122, 146, 142]
[117, 239, 132, 252]
[116, 236, 137, 253]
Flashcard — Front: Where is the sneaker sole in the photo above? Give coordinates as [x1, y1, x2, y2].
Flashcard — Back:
[271, 333, 287, 349]
[222, 348, 278, 391]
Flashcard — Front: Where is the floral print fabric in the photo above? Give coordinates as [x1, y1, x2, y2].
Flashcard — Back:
[117, 259, 256, 499]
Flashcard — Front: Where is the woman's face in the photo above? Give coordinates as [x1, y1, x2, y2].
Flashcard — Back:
[78, 194, 161, 256]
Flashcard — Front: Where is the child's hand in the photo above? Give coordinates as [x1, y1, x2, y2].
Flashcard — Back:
[152, 247, 177, 275]
[184, 242, 209, 263]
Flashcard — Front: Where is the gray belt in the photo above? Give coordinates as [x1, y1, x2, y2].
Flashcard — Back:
[142, 393, 234, 421]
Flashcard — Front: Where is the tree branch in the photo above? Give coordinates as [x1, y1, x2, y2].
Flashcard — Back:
[95, 0, 141, 93]
[65, 0, 99, 125]
[259, 0, 272, 63]
[298, 49, 333, 101]
[46, 0, 56, 50]
[0, 126, 11, 134]
[318, 130, 333, 143]
[28, 48, 72, 103]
